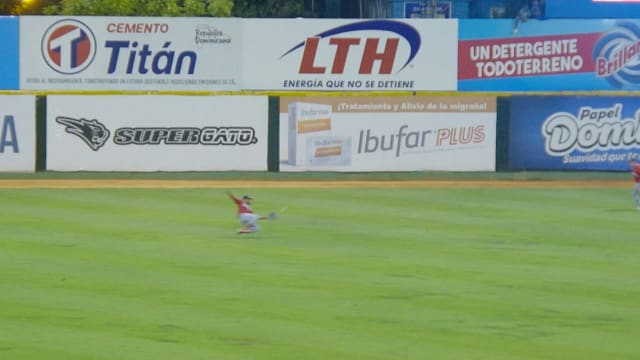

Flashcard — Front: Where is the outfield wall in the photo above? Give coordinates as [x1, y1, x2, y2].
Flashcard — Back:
[2, 16, 640, 172]
[30, 94, 497, 173]
[2, 93, 639, 173]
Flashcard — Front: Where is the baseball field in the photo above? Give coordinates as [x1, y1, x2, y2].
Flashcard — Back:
[1, 172, 638, 359]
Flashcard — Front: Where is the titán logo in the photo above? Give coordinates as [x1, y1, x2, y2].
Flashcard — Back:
[56, 116, 110, 151]
[281, 20, 421, 75]
[42, 19, 97, 75]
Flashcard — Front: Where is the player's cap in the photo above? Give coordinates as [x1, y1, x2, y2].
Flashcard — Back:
[242, 195, 253, 200]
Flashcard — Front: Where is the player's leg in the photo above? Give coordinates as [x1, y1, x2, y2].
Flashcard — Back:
[633, 184, 640, 209]
[238, 213, 260, 234]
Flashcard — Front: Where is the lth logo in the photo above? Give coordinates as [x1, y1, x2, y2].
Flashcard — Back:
[300, 37, 399, 74]
[281, 20, 421, 75]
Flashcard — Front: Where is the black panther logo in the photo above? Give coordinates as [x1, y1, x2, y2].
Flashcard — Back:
[56, 116, 110, 151]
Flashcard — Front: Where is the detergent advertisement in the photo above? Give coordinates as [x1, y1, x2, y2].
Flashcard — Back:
[459, 19, 640, 91]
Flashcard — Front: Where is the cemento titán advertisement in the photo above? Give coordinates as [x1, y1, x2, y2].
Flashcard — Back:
[47, 95, 267, 171]
[280, 96, 496, 172]
[21, 16, 240, 91]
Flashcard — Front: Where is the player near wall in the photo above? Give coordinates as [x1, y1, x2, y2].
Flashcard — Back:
[629, 158, 640, 210]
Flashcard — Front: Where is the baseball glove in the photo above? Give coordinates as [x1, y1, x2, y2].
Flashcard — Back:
[268, 212, 278, 220]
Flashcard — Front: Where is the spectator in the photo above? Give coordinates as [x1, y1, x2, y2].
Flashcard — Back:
[530, 0, 543, 18]
[513, 3, 530, 33]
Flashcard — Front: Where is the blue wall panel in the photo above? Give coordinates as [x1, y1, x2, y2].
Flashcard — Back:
[0, 16, 19, 90]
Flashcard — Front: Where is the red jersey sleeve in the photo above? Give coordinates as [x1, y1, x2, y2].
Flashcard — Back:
[633, 164, 640, 182]
[228, 193, 252, 215]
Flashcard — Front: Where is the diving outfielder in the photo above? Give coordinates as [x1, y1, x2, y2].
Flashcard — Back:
[227, 192, 271, 234]
[630, 158, 640, 210]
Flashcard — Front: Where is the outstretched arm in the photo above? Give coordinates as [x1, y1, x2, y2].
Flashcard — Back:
[226, 191, 240, 204]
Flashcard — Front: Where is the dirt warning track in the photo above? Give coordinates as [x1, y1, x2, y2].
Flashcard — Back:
[0, 179, 630, 189]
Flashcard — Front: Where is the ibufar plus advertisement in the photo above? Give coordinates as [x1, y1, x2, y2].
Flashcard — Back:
[280, 96, 496, 172]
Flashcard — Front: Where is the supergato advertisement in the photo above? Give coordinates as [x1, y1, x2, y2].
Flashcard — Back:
[459, 19, 640, 91]
[46, 95, 267, 171]
[243, 19, 458, 91]
[509, 96, 640, 170]
[20, 16, 241, 91]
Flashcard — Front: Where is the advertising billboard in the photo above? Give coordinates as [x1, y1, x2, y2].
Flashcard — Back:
[279, 96, 496, 172]
[243, 19, 458, 91]
[509, 96, 640, 170]
[21, 16, 241, 91]
[47, 95, 267, 171]
[0, 96, 36, 172]
[0, 16, 19, 90]
[459, 19, 640, 91]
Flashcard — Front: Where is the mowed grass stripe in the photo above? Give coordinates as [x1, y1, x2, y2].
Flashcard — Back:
[0, 188, 638, 359]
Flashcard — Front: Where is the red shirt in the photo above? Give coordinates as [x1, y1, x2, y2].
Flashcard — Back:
[633, 163, 640, 183]
[230, 195, 253, 215]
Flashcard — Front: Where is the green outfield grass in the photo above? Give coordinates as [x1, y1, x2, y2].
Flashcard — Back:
[1, 186, 639, 359]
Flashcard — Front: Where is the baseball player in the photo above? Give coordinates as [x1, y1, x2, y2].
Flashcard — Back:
[630, 158, 640, 210]
[227, 191, 270, 234]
